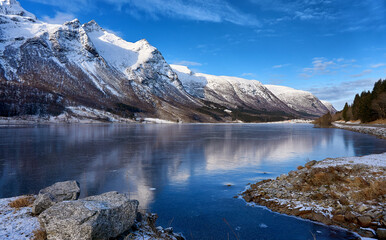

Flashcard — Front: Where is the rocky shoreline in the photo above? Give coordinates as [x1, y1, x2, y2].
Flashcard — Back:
[333, 122, 386, 139]
[242, 153, 386, 239]
[0, 181, 184, 240]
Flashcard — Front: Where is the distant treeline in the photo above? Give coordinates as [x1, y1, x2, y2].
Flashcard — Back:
[342, 79, 386, 123]
[315, 79, 386, 127]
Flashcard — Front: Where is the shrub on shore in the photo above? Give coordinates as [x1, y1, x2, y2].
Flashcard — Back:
[8, 195, 35, 209]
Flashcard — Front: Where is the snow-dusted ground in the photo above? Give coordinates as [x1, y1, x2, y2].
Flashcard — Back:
[316, 152, 386, 168]
[0, 196, 40, 240]
[142, 118, 176, 124]
[333, 122, 386, 139]
[0, 196, 183, 240]
[0, 107, 136, 124]
[242, 152, 386, 239]
[263, 119, 314, 124]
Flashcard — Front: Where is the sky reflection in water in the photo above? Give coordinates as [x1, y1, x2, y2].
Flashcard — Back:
[1, 124, 385, 239]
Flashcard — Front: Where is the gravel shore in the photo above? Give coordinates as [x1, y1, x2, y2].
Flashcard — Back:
[242, 153, 386, 239]
[333, 122, 386, 139]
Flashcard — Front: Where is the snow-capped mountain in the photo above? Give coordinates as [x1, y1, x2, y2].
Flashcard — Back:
[265, 85, 330, 117]
[171, 65, 298, 117]
[321, 100, 337, 114]
[0, 0, 208, 122]
[0, 0, 332, 122]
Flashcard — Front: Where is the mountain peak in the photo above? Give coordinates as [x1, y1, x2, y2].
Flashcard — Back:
[63, 18, 81, 29]
[83, 20, 103, 32]
[0, 0, 36, 19]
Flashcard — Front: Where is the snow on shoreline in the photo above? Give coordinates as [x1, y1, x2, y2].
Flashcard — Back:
[242, 152, 386, 239]
[0, 195, 184, 240]
[316, 152, 386, 168]
[0, 196, 40, 240]
[333, 122, 386, 139]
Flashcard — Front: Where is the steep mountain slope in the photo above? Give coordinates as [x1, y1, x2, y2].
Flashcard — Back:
[171, 65, 299, 121]
[0, 0, 330, 122]
[265, 85, 330, 117]
[0, 0, 212, 122]
[321, 100, 337, 114]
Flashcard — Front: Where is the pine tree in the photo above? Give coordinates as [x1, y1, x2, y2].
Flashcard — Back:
[342, 103, 349, 121]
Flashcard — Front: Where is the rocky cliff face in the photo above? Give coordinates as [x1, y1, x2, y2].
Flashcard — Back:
[0, 0, 334, 122]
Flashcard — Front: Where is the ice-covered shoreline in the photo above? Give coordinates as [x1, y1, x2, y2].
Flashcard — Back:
[242, 153, 386, 239]
[333, 122, 386, 139]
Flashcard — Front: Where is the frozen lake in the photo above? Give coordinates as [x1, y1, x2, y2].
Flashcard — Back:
[1, 123, 385, 239]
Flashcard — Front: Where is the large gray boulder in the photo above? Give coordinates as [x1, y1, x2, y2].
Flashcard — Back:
[39, 191, 139, 240]
[32, 180, 80, 215]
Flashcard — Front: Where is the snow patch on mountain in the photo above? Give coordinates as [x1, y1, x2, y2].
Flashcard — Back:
[266, 85, 329, 117]
[84, 20, 144, 75]
[0, 0, 35, 19]
[321, 100, 337, 114]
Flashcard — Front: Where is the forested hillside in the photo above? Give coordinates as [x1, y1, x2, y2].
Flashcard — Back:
[315, 79, 386, 127]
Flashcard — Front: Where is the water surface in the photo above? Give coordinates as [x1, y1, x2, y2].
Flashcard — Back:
[1, 123, 385, 240]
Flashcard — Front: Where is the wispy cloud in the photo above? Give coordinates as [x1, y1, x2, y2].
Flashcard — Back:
[349, 69, 372, 78]
[241, 73, 256, 78]
[28, 0, 91, 12]
[307, 78, 377, 109]
[42, 12, 75, 24]
[123, 0, 260, 26]
[29, 0, 260, 26]
[250, 0, 386, 33]
[371, 63, 386, 68]
[249, 0, 336, 21]
[171, 60, 202, 67]
[272, 63, 290, 69]
[301, 57, 355, 78]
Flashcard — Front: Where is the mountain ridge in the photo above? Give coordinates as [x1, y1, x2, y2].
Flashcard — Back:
[0, 0, 335, 123]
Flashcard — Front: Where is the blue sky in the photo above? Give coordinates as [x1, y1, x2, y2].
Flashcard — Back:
[19, 0, 386, 110]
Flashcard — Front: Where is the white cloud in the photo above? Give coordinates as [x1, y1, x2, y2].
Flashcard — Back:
[301, 57, 355, 78]
[272, 63, 290, 69]
[303, 57, 335, 75]
[307, 78, 378, 110]
[249, 0, 336, 21]
[371, 63, 386, 68]
[349, 69, 372, 78]
[171, 60, 202, 67]
[241, 73, 256, 78]
[29, 0, 260, 26]
[28, 0, 91, 12]
[42, 12, 76, 24]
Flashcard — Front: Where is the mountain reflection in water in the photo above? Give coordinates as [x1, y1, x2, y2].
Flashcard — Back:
[1, 124, 385, 240]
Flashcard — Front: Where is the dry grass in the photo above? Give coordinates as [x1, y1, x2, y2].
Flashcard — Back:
[297, 166, 304, 170]
[352, 180, 386, 201]
[8, 196, 35, 209]
[306, 167, 344, 187]
[367, 119, 386, 125]
[32, 229, 47, 240]
[349, 177, 370, 188]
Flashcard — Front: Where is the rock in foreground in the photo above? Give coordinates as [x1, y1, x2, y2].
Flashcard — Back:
[39, 191, 138, 240]
[242, 153, 386, 239]
[0, 180, 185, 240]
[32, 180, 80, 215]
